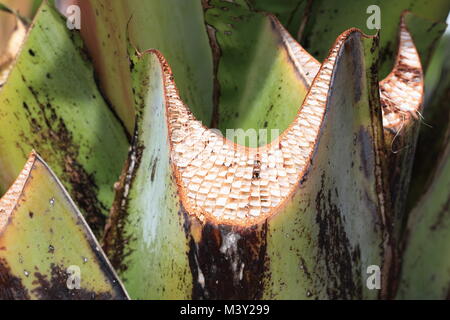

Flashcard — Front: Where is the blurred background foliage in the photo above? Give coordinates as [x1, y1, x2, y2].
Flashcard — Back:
[1, 0, 449, 108]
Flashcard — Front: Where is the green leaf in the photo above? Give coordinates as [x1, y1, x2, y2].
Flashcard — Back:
[76, 0, 312, 141]
[397, 138, 450, 299]
[381, 13, 447, 238]
[0, 2, 129, 236]
[205, 1, 311, 145]
[103, 51, 192, 299]
[267, 10, 433, 239]
[402, 12, 448, 74]
[76, 0, 214, 134]
[262, 31, 388, 300]
[30, 0, 43, 17]
[294, 0, 450, 77]
[0, 152, 128, 300]
[246, 0, 309, 39]
[407, 34, 450, 212]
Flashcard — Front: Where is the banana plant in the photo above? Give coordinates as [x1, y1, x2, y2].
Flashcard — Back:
[101, 2, 442, 299]
[0, 0, 449, 300]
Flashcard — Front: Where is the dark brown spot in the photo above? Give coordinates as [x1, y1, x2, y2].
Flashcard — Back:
[185, 213, 268, 299]
[0, 258, 30, 300]
[315, 173, 362, 299]
[31, 264, 113, 300]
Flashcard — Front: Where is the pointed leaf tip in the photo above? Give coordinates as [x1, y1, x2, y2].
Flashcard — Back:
[0, 152, 129, 300]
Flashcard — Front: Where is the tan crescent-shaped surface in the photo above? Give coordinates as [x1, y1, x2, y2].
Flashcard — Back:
[379, 19, 423, 131]
[158, 14, 422, 226]
[157, 29, 347, 226]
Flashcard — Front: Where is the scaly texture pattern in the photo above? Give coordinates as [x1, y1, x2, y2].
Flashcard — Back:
[164, 32, 346, 226]
[103, 29, 388, 299]
[270, 15, 320, 85]
[165, 16, 422, 226]
[380, 20, 423, 131]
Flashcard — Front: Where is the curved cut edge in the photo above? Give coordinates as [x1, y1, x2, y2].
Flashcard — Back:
[0, 151, 35, 234]
[268, 14, 321, 86]
[379, 14, 424, 132]
[269, 13, 424, 134]
[147, 28, 373, 227]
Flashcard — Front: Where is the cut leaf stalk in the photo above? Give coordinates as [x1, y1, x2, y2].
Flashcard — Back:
[104, 23, 392, 299]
